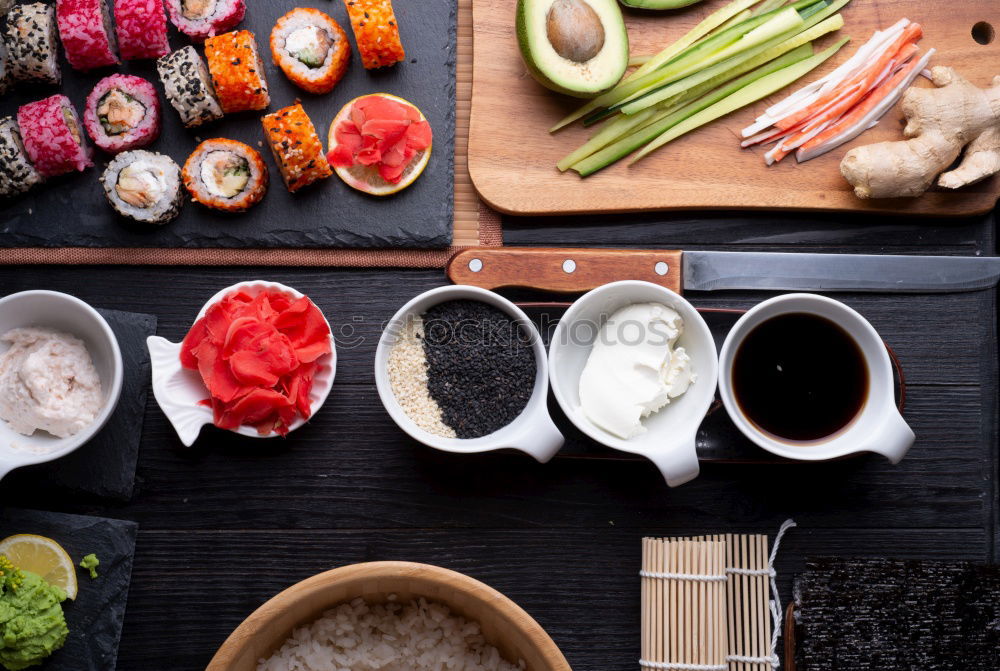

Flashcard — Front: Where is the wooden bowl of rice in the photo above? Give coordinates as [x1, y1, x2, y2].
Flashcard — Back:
[207, 561, 572, 671]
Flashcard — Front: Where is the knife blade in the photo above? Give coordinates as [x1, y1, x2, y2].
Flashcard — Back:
[447, 248, 1000, 294]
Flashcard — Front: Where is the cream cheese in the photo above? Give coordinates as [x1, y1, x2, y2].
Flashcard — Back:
[0, 327, 102, 439]
[578, 303, 695, 439]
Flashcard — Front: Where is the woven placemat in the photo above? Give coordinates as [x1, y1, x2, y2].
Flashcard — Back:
[0, 0, 495, 268]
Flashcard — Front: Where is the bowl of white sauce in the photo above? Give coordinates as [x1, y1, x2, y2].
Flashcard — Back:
[0, 290, 123, 482]
[548, 281, 718, 488]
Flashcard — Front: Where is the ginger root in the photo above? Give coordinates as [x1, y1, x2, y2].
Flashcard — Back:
[840, 66, 1000, 199]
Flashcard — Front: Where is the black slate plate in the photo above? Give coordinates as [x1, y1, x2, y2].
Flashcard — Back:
[0, 508, 137, 671]
[4, 308, 156, 500]
[0, 0, 455, 249]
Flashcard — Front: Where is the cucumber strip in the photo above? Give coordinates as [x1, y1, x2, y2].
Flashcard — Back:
[710, 9, 754, 37]
[571, 45, 814, 177]
[558, 108, 662, 171]
[578, 0, 832, 126]
[751, 0, 787, 16]
[619, 12, 844, 116]
[614, 0, 844, 114]
[549, 0, 767, 133]
[630, 37, 850, 163]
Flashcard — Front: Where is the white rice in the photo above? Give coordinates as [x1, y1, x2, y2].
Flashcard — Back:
[258, 597, 525, 671]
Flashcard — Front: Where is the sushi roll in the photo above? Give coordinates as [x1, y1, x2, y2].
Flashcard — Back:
[114, 0, 170, 61]
[261, 103, 331, 193]
[84, 74, 161, 153]
[342, 0, 404, 70]
[166, 0, 245, 42]
[17, 95, 93, 178]
[4, 2, 62, 85]
[102, 150, 183, 224]
[0, 117, 43, 198]
[270, 8, 350, 95]
[156, 46, 224, 128]
[0, 39, 10, 97]
[56, 0, 118, 71]
[204, 30, 270, 114]
[182, 138, 268, 212]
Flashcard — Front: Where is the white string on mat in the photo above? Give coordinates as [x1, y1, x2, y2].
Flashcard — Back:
[638, 519, 797, 671]
[638, 571, 728, 582]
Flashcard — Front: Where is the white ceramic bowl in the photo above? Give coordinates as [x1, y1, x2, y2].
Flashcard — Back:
[374, 285, 563, 462]
[0, 290, 123, 482]
[147, 281, 336, 446]
[718, 293, 914, 462]
[548, 281, 718, 487]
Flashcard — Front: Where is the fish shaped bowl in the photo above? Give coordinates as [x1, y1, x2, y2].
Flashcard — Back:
[147, 281, 336, 447]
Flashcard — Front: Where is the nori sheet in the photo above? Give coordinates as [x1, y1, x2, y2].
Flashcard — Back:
[794, 557, 1000, 669]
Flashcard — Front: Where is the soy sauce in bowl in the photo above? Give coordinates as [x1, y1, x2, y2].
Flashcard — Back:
[731, 313, 869, 443]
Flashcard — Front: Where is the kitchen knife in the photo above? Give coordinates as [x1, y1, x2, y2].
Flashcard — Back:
[447, 248, 1000, 294]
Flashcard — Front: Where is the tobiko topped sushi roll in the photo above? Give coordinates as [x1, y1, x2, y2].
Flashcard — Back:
[114, 0, 170, 61]
[84, 74, 161, 153]
[4, 2, 61, 85]
[270, 8, 350, 95]
[262, 102, 331, 193]
[204, 30, 270, 114]
[102, 149, 183, 224]
[342, 0, 404, 70]
[156, 46, 224, 129]
[183, 138, 268, 212]
[56, 0, 119, 71]
[17, 95, 93, 178]
[166, 0, 245, 41]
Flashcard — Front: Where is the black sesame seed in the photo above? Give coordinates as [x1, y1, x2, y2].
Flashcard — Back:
[420, 300, 536, 439]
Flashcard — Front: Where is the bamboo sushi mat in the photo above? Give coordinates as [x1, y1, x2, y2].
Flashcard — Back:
[0, 0, 496, 268]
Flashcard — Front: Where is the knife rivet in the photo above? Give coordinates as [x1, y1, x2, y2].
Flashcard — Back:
[468, 258, 483, 273]
[655, 261, 669, 276]
[563, 259, 576, 274]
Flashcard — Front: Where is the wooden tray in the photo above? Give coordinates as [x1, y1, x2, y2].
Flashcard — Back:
[468, 0, 1000, 217]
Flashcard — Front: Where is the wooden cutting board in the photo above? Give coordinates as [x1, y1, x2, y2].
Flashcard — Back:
[468, 0, 1000, 217]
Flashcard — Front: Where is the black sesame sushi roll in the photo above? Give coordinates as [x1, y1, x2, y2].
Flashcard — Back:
[0, 39, 11, 97]
[102, 150, 184, 224]
[156, 46, 224, 129]
[3, 2, 61, 86]
[182, 138, 268, 212]
[0, 117, 43, 198]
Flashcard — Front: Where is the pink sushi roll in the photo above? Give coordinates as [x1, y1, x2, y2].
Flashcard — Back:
[56, 0, 119, 71]
[114, 0, 169, 60]
[17, 95, 93, 177]
[166, 0, 245, 42]
[84, 74, 161, 153]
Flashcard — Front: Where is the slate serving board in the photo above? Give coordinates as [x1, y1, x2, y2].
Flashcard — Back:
[4, 308, 156, 500]
[0, 508, 137, 671]
[0, 0, 455, 248]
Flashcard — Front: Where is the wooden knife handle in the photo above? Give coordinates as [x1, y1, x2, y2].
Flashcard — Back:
[447, 248, 683, 294]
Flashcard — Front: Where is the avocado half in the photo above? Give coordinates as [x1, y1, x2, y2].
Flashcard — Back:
[516, 0, 629, 98]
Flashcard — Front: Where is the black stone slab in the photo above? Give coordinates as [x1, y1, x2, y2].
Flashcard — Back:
[4, 309, 156, 500]
[0, 508, 137, 671]
[0, 0, 455, 248]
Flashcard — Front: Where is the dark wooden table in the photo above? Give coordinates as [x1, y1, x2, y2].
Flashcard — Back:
[2, 208, 997, 670]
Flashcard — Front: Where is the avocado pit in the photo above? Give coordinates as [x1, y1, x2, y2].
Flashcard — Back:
[546, 0, 605, 63]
